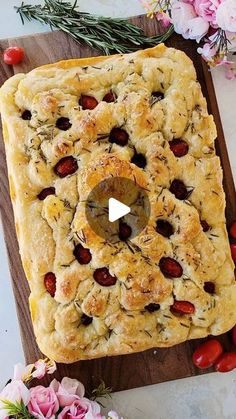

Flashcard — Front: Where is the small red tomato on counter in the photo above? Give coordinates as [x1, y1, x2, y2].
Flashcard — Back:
[192, 339, 223, 369]
[230, 222, 236, 239]
[230, 244, 236, 262]
[232, 325, 236, 346]
[3, 46, 24, 65]
[215, 353, 236, 373]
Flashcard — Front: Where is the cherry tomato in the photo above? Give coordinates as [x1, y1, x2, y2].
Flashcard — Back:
[44, 272, 56, 297]
[192, 339, 223, 369]
[171, 300, 195, 315]
[230, 222, 236, 239]
[169, 139, 189, 158]
[79, 95, 98, 110]
[230, 244, 236, 262]
[54, 156, 78, 178]
[159, 257, 183, 278]
[215, 353, 236, 372]
[3, 46, 24, 65]
[93, 267, 117, 287]
[232, 325, 236, 346]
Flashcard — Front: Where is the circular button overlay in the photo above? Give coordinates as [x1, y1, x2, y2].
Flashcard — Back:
[85, 177, 150, 243]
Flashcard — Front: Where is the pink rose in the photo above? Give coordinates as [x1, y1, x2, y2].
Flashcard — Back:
[50, 378, 85, 407]
[216, 0, 236, 32]
[0, 380, 30, 419]
[58, 398, 103, 419]
[194, 0, 222, 24]
[171, 2, 197, 35]
[197, 42, 217, 60]
[28, 386, 59, 419]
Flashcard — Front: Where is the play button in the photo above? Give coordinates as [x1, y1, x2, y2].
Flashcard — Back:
[108, 198, 130, 222]
[85, 177, 150, 242]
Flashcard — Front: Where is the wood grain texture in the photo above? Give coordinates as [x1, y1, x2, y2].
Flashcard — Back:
[0, 15, 235, 392]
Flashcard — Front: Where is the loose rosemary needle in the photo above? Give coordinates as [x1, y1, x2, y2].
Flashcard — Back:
[15, 0, 174, 55]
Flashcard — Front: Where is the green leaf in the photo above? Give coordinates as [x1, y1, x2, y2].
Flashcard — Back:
[91, 380, 112, 407]
[1, 399, 32, 419]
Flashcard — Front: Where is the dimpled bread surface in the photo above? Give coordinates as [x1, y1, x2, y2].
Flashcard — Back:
[0, 44, 235, 363]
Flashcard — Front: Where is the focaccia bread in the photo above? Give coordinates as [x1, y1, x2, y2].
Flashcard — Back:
[1, 44, 236, 363]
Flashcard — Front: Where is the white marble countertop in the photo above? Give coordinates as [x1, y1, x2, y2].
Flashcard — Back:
[0, 1, 236, 418]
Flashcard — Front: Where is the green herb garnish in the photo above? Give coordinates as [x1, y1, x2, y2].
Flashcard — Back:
[15, 0, 174, 55]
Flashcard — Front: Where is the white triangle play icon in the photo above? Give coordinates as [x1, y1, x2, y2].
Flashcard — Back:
[108, 198, 130, 222]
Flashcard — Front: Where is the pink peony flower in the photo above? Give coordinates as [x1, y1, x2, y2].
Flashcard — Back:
[58, 398, 103, 419]
[0, 380, 30, 419]
[216, 0, 236, 32]
[50, 378, 85, 407]
[185, 16, 210, 41]
[171, 1, 210, 41]
[171, 2, 197, 35]
[197, 42, 217, 60]
[194, 0, 222, 24]
[28, 386, 59, 419]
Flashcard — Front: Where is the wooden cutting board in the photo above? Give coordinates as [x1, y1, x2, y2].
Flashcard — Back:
[0, 15, 235, 392]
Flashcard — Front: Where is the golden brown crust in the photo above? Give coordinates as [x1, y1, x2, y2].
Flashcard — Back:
[1, 44, 235, 363]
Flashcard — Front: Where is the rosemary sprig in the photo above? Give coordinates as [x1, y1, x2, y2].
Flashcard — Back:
[90, 380, 112, 408]
[15, 0, 174, 54]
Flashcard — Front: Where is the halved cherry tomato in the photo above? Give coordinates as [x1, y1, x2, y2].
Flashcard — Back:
[79, 95, 98, 110]
[54, 156, 78, 178]
[44, 272, 56, 297]
[93, 267, 117, 286]
[201, 220, 210, 232]
[169, 179, 189, 200]
[230, 244, 236, 262]
[171, 300, 195, 314]
[159, 257, 183, 278]
[230, 222, 236, 239]
[73, 244, 92, 265]
[169, 139, 189, 157]
[215, 353, 236, 372]
[232, 325, 236, 346]
[192, 339, 223, 369]
[3, 46, 24, 65]
[109, 127, 129, 147]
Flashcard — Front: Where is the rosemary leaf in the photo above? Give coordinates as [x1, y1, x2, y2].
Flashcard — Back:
[88, 380, 112, 407]
[15, 0, 174, 54]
